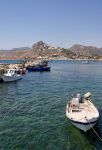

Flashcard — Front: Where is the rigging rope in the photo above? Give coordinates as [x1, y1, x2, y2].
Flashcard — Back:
[85, 117, 102, 142]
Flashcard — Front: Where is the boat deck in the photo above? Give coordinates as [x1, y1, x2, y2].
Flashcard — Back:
[67, 100, 99, 122]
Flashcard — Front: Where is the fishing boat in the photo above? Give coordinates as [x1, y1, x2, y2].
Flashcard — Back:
[26, 66, 51, 71]
[26, 60, 51, 72]
[66, 92, 99, 132]
[1, 69, 22, 82]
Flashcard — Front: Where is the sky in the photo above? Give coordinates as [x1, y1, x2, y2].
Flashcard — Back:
[0, 0, 102, 49]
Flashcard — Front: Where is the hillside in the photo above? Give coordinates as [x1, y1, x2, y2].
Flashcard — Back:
[69, 44, 102, 59]
[0, 41, 102, 60]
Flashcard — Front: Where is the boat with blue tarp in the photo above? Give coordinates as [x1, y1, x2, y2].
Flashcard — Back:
[26, 60, 51, 72]
[27, 66, 50, 71]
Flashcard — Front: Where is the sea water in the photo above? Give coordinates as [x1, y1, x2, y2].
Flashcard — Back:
[0, 60, 102, 150]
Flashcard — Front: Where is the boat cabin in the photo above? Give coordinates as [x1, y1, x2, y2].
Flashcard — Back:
[5, 69, 17, 76]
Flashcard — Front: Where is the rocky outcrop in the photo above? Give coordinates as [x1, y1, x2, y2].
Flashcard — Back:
[0, 41, 102, 60]
[32, 41, 48, 51]
[31, 41, 63, 58]
[69, 44, 102, 59]
[32, 41, 61, 52]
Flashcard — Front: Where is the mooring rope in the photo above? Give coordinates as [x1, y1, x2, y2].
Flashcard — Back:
[85, 117, 102, 142]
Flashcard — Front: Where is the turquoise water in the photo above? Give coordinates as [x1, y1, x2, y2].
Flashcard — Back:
[0, 60, 102, 150]
[0, 60, 23, 64]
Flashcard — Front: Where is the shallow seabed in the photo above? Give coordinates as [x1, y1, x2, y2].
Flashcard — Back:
[0, 60, 102, 150]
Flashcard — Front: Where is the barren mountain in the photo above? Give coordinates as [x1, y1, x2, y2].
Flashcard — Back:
[0, 41, 102, 60]
[69, 44, 102, 59]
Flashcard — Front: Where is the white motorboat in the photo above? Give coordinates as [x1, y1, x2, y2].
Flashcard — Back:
[2, 69, 22, 82]
[66, 92, 99, 132]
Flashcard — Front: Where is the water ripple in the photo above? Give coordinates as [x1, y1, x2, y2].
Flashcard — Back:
[0, 60, 102, 149]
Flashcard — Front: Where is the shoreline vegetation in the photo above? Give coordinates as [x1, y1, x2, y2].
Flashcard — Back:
[0, 41, 102, 61]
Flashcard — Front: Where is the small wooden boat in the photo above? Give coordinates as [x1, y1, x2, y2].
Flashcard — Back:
[66, 92, 99, 132]
[2, 69, 22, 82]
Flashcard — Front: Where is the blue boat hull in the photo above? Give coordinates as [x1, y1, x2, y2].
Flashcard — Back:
[27, 66, 51, 72]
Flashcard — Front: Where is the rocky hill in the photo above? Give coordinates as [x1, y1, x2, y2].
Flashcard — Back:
[0, 41, 102, 60]
[0, 49, 32, 60]
[69, 44, 102, 59]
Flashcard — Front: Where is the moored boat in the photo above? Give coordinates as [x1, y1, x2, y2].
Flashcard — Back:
[26, 60, 51, 72]
[66, 92, 99, 132]
[26, 66, 51, 71]
[1, 69, 22, 82]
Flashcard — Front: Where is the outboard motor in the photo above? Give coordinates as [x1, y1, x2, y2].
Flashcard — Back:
[84, 92, 91, 100]
[77, 93, 83, 103]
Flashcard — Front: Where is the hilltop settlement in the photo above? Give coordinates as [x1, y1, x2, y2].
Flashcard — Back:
[0, 41, 102, 60]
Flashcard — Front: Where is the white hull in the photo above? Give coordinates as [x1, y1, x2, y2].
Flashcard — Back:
[66, 109, 98, 132]
[69, 118, 97, 132]
[2, 75, 22, 82]
[66, 93, 99, 132]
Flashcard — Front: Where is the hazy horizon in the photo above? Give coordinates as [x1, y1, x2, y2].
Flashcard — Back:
[0, 41, 102, 50]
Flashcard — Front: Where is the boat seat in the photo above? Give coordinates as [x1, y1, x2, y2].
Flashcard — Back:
[72, 109, 81, 112]
[71, 98, 79, 106]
